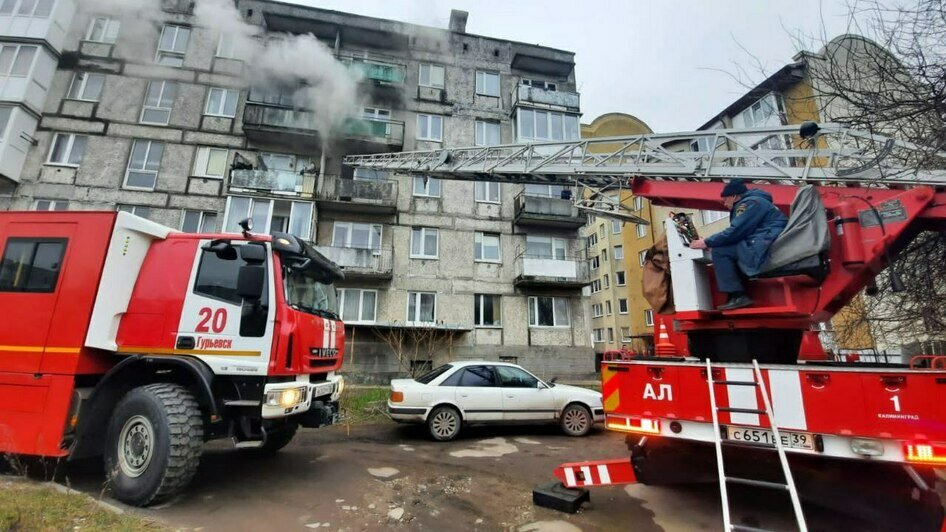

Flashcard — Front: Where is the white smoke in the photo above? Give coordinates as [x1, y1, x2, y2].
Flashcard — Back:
[79, 0, 363, 146]
[77, 0, 164, 61]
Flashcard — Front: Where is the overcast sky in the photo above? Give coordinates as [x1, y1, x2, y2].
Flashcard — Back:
[288, 0, 859, 132]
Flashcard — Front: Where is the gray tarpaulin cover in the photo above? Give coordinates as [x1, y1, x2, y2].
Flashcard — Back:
[758, 185, 830, 274]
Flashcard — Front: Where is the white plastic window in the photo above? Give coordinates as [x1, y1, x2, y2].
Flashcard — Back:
[475, 71, 500, 97]
[124, 139, 165, 189]
[66, 72, 105, 102]
[410, 227, 439, 259]
[205, 87, 239, 118]
[47, 133, 88, 166]
[416, 114, 443, 141]
[474, 232, 501, 262]
[156, 25, 190, 67]
[140, 80, 177, 125]
[418, 64, 444, 88]
[192, 147, 228, 178]
[529, 296, 569, 327]
[86, 17, 120, 43]
[407, 291, 436, 323]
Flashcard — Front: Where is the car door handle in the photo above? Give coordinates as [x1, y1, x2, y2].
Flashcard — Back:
[459, 393, 469, 398]
[505, 395, 514, 398]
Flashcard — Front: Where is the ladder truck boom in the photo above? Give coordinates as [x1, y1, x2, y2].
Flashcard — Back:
[346, 123, 946, 529]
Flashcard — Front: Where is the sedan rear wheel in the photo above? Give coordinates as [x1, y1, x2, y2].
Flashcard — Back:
[560, 404, 593, 437]
[427, 405, 461, 441]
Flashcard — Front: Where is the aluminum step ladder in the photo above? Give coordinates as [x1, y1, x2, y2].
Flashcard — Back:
[706, 359, 808, 532]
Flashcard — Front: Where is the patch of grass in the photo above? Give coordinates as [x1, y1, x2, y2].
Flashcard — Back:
[0, 479, 159, 531]
[339, 386, 390, 424]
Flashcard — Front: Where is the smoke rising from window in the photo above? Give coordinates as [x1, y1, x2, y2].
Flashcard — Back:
[78, 0, 363, 147]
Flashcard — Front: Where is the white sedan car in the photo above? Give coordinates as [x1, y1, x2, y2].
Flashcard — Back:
[387, 361, 605, 441]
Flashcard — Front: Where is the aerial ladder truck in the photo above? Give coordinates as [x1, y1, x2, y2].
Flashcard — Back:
[345, 122, 946, 530]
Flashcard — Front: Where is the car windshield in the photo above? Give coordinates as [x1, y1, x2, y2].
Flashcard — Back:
[416, 364, 452, 384]
[284, 267, 339, 320]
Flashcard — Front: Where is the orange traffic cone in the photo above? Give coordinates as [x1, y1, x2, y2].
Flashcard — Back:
[655, 320, 678, 357]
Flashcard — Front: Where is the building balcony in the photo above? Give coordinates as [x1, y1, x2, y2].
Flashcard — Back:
[341, 117, 405, 151]
[513, 85, 580, 112]
[243, 102, 321, 148]
[514, 191, 585, 229]
[514, 255, 590, 289]
[229, 169, 316, 197]
[316, 175, 398, 214]
[345, 58, 406, 86]
[315, 246, 393, 281]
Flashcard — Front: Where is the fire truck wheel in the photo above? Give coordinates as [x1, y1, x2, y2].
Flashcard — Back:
[427, 405, 462, 441]
[259, 423, 299, 454]
[105, 383, 204, 507]
[560, 404, 593, 437]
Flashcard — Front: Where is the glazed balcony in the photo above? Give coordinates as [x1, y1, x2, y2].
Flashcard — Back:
[513, 85, 580, 112]
[514, 254, 590, 289]
[316, 175, 398, 214]
[514, 191, 585, 229]
[315, 246, 393, 281]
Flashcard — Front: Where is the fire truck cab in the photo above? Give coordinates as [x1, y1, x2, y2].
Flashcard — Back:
[0, 211, 345, 505]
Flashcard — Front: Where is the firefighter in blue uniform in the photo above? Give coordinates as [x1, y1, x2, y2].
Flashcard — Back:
[689, 179, 787, 310]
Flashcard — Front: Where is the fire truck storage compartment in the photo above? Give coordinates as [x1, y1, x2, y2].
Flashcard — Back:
[687, 329, 802, 364]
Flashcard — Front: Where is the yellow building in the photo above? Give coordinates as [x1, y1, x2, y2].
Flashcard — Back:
[580, 114, 655, 355]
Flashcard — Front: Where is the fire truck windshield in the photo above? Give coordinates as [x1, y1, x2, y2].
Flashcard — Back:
[284, 268, 339, 319]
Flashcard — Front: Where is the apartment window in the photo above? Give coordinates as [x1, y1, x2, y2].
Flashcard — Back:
[614, 245, 624, 260]
[475, 71, 500, 97]
[590, 256, 600, 270]
[86, 17, 120, 43]
[205, 87, 239, 118]
[339, 288, 377, 324]
[644, 309, 654, 327]
[181, 210, 217, 233]
[32, 199, 68, 211]
[611, 220, 622, 234]
[407, 291, 436, 323]
[522, 79, 557, 91]
[474, 294, 501, 327]
[633, 196, 644, 211]
[616, 271, 626, 286]
[528, 296, 570, 327]
[607, 328, 614, 343]
[1, 0, 53, 17]
[192, 146, 227, 178]
[621, 327, 631, 341]
[591, 279, 601, 293]
[410, 227, 439, 259]
[526, 235, 566, 260]
[702, 210, 728, 225]
[639, 250, 648, 266]
[605, 300, 612, 315]
[413, 176, 441, 197]
[524, 184, 570, 198]
[636, 223, 647, 238]
[156, 24, 190, 67]
[592, 328, 604, 343]
[47, 133, 87, 167]
[603, 274, 610, 289]
[117, 205, 151, 219]
[474, 232, 501, 262]
[475, 120, 500, 146]
[333, 222, 382, 251]
[587, 233, 598, 247]
[592, 303, 603, 318]
[418, 63, 444, 88]
[140, 80, 177, 125]
[602, 249, 608, 261]
[124, 139, 164, 189]
[516, 109, 580, 141]
[619, 299, 629, 314]
[224, 197, 313, 239]
[474, 181, 500, 203]
[66, 72, 105, 102]
[0, 44, 37, 77]
[216, 34, 239, 59]
[0, 238, 65, 293]
[416, 114, 443, 141]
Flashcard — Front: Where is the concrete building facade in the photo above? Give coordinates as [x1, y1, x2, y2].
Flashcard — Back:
[0, 0, 593, 381]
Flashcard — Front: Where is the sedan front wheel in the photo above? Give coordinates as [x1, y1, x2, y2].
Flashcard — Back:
[560, 404, 593, 437]
[427, 405, 461, 441]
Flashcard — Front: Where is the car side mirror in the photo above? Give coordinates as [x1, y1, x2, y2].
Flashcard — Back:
[550, 377, 558, 384]
[237, 265, 265, 300]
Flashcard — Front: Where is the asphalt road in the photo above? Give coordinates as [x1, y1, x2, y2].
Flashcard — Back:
[58, 421, 936, 531]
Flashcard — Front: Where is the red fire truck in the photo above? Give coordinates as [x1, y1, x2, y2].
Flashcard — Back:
[345, 123, 946, 529]
[0, 211, 345, 506]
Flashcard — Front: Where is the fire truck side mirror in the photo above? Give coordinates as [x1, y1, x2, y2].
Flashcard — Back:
[237, 265, 265, 301]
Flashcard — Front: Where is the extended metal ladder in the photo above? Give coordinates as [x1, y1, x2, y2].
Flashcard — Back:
[706, 360, 808, 532]
[343, 123, 946, 224]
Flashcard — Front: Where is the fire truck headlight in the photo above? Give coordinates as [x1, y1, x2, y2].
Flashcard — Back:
[266, 387, 306, 408]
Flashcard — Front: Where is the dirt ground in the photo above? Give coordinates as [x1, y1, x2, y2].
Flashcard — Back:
[56, 421, 935, 531]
